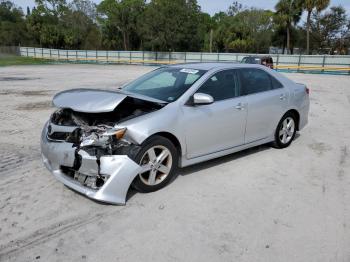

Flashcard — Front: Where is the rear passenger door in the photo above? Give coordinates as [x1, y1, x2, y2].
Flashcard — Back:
[238, 68, 288, 143]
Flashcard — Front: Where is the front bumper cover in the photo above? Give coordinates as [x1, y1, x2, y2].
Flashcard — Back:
[41, 122, 142, 205]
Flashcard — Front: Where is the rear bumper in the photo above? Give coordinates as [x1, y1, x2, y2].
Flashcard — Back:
[298, 98, 310, 130]
[41, 122, 141, 204]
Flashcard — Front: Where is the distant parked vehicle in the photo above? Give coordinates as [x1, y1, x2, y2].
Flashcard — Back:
[241, 56, 274, 69]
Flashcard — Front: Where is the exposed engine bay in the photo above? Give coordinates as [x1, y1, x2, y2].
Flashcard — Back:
[51, 96, 163, 127]
[45, 93, 165, 191]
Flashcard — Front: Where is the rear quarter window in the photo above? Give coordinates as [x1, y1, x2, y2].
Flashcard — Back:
[270, 75, 283, 89]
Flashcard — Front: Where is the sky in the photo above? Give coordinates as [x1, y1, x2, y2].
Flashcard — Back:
[13, 0, 350, 23]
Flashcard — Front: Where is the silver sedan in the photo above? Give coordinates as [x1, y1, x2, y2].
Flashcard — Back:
[41, 63, 310, 204]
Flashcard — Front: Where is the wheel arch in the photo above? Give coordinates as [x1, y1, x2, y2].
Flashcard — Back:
[147, 131, 183, 166]
[283, 109, 300, 130]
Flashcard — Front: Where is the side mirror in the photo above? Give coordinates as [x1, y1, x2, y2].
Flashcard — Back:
[193, 93, 214, 105]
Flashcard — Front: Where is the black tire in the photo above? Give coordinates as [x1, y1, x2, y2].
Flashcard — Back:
[131, 135, 178, 193]
[272, 112, 297, 149]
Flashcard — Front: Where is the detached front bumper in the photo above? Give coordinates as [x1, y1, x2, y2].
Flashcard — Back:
[41, 122, 141, 205]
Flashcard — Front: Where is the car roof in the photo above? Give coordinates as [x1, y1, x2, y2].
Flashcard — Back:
[242, 55, 272, 59]
[169, 62, 268, 71]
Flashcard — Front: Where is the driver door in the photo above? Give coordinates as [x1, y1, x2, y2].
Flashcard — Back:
[182, 69, 247, 159]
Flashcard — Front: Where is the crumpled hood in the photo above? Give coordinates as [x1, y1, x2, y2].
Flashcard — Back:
[53, 88, 164, 113]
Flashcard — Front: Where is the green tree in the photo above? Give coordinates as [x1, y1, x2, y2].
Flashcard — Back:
[64, 0, 101, 49]
[0, 1, 28, 46]
[227, 1, 244, 16]
[303, 0, 329, 54]
[211, 7, 273, 53]
[98, 0, 145, 50]
[275, 0, 302, 54]
[310, 6, 348, 54]
[26, 0, 69, 48]
[140, 0, 203, 51]
[26, 0, 100, 49]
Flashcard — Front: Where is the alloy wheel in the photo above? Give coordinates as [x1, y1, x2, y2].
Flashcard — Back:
[279, 117, 295, 144]
[138, 145, 173, 186]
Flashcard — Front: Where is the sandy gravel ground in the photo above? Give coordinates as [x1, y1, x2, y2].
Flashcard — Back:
[0, 64, 349, 262]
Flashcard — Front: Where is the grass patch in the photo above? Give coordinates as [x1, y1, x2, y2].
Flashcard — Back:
[0, 55, 51, 66]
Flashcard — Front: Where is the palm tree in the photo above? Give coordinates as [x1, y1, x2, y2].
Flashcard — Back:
[275, 0, 302, 54]
[304, 0, 330, 54]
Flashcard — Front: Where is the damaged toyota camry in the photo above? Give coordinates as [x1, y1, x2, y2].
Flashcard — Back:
[41, 63, 309, 204]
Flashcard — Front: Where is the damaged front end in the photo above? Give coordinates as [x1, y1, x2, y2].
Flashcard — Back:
[41, 89, 165, 204]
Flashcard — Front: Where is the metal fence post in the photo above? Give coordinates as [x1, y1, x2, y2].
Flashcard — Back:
[184, 52, 187, 63]
[217, 53, 220, 61]
[58, 49, 60, 60]
[26, 47, 29, 57]
[200, 52, 203, 62]
[297, 54, 302, 72]
[236, 54, 238, 62]
[169, 52, 171, 64]
[322, 55, 326, 73]
[142, 51, 145, 65]
[85, 50, 87, 61]
[76, 50, 78, 62]
[66, 50, 68, 61]
[130, 51, 132, 64]
[96, 50, 98, 63]
[106, 50, 109, 63]
[34, 47, 36, 58]
[155, 51, 158, 63]
[276, 54, 280, 69]
[41, 48, 44, 58]
[49, 49, 52, 59]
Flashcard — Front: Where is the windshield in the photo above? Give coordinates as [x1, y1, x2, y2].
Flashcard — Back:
[122, 67, 206, 102]
[241, 57, 261, 64]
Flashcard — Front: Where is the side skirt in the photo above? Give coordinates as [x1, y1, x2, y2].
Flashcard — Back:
[180, 136, 274, 168]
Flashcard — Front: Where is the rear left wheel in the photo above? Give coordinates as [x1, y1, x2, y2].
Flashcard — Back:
[272, 113, 297, 149]
[132, 136, 178, 193]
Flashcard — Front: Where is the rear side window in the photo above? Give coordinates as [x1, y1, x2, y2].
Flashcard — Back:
[239, 68, 282, 95]
[270, 76, 283, 89]
[241, 57, 260, 64]
[197, 69, 239, 101]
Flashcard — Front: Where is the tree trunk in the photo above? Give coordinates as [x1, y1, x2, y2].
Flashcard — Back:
[209, 29, 213, 53]
[286, 25, 290, 54]
[122, 31, 128, 51]
[306, 10, 311, 55]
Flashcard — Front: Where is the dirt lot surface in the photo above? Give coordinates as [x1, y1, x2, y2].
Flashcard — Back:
[0, 64, 349, 262]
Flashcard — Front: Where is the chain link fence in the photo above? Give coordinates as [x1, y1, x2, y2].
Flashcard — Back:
[0, 46, 20, 56]
[16, 47, 350, 74]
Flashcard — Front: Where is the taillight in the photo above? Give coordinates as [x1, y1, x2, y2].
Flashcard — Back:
[305, 87, 310, 95]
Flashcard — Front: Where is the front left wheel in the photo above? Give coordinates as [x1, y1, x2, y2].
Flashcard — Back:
[131, 136, 178, 193]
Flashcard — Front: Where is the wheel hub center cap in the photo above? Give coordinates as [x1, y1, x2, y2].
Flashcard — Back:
[150, 161, 160, 170]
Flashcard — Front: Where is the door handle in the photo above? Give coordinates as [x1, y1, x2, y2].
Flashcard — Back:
[279, 94, 287, 100]
[235, 103, 245, 110]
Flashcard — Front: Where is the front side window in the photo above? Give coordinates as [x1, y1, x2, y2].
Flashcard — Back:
[239, 68, 278, 95]
[123, 67, 206, 102]
[196, 69, 239, 101]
